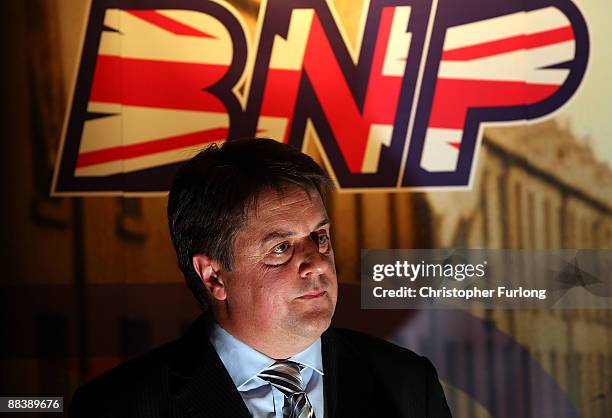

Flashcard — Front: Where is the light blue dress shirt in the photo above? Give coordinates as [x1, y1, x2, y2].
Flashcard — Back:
[209, 323, 325, 418]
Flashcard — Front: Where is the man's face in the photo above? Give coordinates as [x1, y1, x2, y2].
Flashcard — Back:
[216, 185, 337, 354]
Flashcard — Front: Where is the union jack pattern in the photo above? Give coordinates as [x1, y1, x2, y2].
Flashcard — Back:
[53, 0, 588, 193]
[77, 9, 233, 177]
[421, 7, 576, 172]
[256, 6, 412, 174]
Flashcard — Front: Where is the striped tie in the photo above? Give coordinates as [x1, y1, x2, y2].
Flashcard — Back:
[258, 361, 316, 418]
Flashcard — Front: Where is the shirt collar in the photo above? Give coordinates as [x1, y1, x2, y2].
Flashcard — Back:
[209, 323, 324, 390]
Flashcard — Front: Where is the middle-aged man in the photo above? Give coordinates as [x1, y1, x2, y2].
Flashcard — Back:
[69, 138, 452, 418]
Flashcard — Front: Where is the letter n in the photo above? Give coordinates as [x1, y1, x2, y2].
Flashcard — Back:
[244, 0, 433, 188]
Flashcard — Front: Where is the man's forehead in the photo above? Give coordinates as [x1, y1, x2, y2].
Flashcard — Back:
[241, 186, 329, 236]
[252, 185, 323, 216]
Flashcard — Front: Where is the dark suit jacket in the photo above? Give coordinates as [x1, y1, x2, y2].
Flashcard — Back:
[69, 315, 451, 417]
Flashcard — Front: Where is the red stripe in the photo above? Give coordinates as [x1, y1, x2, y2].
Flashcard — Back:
[259, 69, 302, 142]
[428, 78, 559, 129]
[76, 127, 228, 168]
[525, 26, 574, 49]
[363, 7, 402, 124]
[260, 69, 302, 118]
[127, 10, 215, 38]
[91, 54, 121, 104]
[90, 55, 228, 112]
[442, 26, 574, 61]
[448, 141, 461, 150]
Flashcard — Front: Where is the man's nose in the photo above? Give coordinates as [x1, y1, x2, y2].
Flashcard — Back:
[297, 235, 327, 278]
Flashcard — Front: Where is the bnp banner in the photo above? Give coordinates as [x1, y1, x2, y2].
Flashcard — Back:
[52, 0, 589, 194]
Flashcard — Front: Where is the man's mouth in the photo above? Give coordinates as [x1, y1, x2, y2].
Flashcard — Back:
[298, 289, 326, 299]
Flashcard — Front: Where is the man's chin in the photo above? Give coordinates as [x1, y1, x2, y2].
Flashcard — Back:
[291, 308, 334, 338]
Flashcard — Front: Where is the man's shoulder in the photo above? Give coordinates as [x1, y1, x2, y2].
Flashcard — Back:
[81, 340, 176, 390]
[69, 326, 208, 418]
[328, 327, 422, 360]
[70, 339, 179, 410]
[73, 316, 213, 399]
[325, 328, 452, 417]
[326, 327, 435, 379]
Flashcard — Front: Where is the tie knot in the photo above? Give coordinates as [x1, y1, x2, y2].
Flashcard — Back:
[257, 361, 305, 397]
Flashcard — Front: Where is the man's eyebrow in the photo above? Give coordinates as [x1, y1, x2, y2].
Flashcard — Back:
[260, 230, 295, 246]
[260, 218, 330, 246]
[314, 218, 330, 230]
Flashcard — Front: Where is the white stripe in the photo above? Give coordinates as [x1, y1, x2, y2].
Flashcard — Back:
[525, 6, 570, 35]
[74, 144, 215, 177]
[438, 41, 574, 85]
[79, 105, 228, 153]
[443, 7, 569, 51]
[87, 102, 121, 114]
[420, 128, 461, 172]
[361, 124, 393, 173]
[269, 9, 314, 70]
[444, 11, 525, 50]
[423, 128, 461, 141]
[256, 116, 289, 141]
[382, 6, 412, 77]
[98, 9, 233, 65]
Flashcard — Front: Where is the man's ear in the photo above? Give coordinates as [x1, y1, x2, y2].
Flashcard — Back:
[192, 255, 227, 301]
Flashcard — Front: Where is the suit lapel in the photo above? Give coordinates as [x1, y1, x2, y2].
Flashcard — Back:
[322, 329, 339, 417]
[169, 320, 390, 418]
[322, 329, 375, 418]
[169, 315, 252, 418]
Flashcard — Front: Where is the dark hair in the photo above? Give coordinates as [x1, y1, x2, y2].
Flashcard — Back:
[167, 138, 332, 310]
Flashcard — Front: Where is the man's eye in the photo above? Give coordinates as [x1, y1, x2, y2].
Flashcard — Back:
[272, 242, 290, 254]
[316, 233, 331, 252]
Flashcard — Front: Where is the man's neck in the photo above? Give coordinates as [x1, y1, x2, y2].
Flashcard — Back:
[215, 321, 317, 359]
